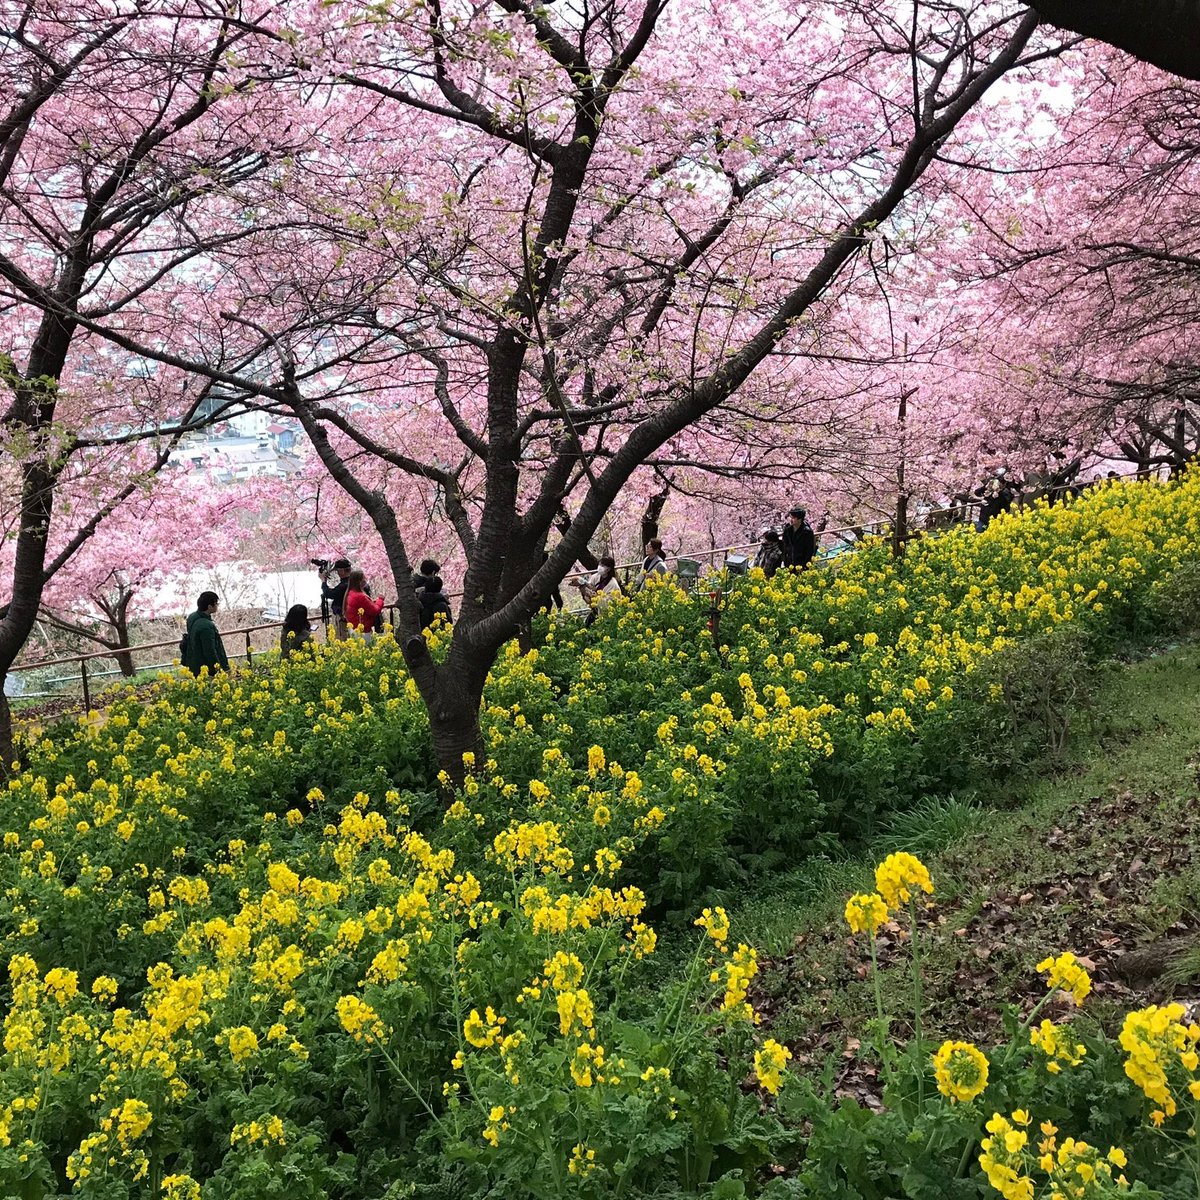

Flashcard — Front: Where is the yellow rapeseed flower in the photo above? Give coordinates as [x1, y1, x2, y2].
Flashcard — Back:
[844, 892, 889, 935]
[932, 1040, 989, 1103]
[874, 852, 933, 909]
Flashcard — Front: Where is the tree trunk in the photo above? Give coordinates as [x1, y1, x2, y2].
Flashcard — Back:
[0, 689, 12, 771]
[556, 505, 598, 571]
[0, 459, 59, 776]
[1033, 0, 1200, 83]
[113, 597, 136, 677]
[640, 476, 673, 546]
[425, 670, 487, 783]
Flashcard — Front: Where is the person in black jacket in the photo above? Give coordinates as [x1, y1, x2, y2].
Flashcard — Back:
[781, 507, 817, 570]
[973, 471, 1017, 531]
[419, 576, 453, 629]
[319, 558, 352, 638]
[280, 604, 314, 659]
[753, 529, 785, 579]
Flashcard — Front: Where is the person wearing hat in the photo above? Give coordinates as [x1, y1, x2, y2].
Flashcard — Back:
[753, 529, 785, 579]
[782, 507, 817, 570]
[319, 557, 353, 639]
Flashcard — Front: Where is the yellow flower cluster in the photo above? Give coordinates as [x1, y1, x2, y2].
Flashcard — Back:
[753, 1038, 792, 1096]
[875, 852, 934, 909]
[981, 1111, 1129, 1200]
[230, 1114, 287, 1146]
[711, 943, 759, 1022]
[981, 1110, 1036, 1200]
[932, 1040, 990, 1103]
[1036, 952, 1092, 1006]
[1030, 1020, 1087, 1074]
[1118, 1003, 1200, 1124]
[845, 891, 889, 935]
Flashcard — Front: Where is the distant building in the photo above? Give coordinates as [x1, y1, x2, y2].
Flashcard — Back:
[266, 422, 298, 453]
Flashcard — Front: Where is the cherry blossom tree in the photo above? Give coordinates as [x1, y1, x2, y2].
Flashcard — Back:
[32, 474, 239, 674]
[69, 0, 1066, 776]
[0, 0, 307, 759]
[931, 49, 1200, 481]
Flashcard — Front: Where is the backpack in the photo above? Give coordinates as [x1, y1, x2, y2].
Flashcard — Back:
[178, 630, 189, 658]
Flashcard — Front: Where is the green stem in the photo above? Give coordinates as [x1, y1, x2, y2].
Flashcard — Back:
[956, 1133, 977, 1179]
[665, 939, 710, 1069]
[869, 933, 891, 1072]
[378, 1042, 446, 1129]
[909, 897, 924, 1108]
[542, 1116, 566, 1195]
[997, 985, 1062, 1072]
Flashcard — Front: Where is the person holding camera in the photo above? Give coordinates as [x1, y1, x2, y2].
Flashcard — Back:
[572, 555, 622, 627]
[344, 569, 385, 640]
[317, 557, 352, 639]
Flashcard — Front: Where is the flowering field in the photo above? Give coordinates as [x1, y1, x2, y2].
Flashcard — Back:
[3, 476, 1200, 1197]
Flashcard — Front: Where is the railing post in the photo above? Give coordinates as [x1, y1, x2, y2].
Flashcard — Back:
[80, 658, 91, 711]
[245, 631, 253, 668]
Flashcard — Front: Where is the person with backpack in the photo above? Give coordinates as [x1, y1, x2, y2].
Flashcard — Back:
[419, 576, 453, 629]
[753, 529, 785, 579]
[318, 558, 352, 639]
[781, 506, 817, 570]
[344, 570, 385, 638]
[181, 591, 229, 676]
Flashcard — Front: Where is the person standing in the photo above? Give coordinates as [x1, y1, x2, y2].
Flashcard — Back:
[974, 471, 1017, 531]
[279, 604, 314, 659]
[573, 556, 621, 626]
[753, 529, 785, 579]
[416, 559, 440, 594]
[319, 558, 352, 638]
[781, 507, 817, 570]
[419, 576, 453, 629]
[637, 538, 669, 590]
[344, 570, 385, 637]
[182, 591, 229, 676]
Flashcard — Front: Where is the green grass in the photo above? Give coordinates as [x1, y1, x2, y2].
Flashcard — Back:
[734, 641, 1200, 1055]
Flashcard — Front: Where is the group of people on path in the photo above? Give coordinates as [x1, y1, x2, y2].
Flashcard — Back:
[752, 507, 818, 579]
[181, 558, 455, 676]
[318, 557, 452, 640]
[182, 509, 823, 675]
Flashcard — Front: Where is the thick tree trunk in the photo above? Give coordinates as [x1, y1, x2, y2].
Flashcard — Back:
[1033, 0, 1200, 82]
[426, 674, 487, 783]
[112, 600, 135, 677]
[556, 506, 597, 571]
[0, 460, 58, 776]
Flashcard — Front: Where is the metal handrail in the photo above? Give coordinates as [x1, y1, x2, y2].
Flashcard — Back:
[9, 619, 289, 711]
[9, 619, 286, 673]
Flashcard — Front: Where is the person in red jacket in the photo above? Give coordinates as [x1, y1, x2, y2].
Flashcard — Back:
[343, 569, 385, 636]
